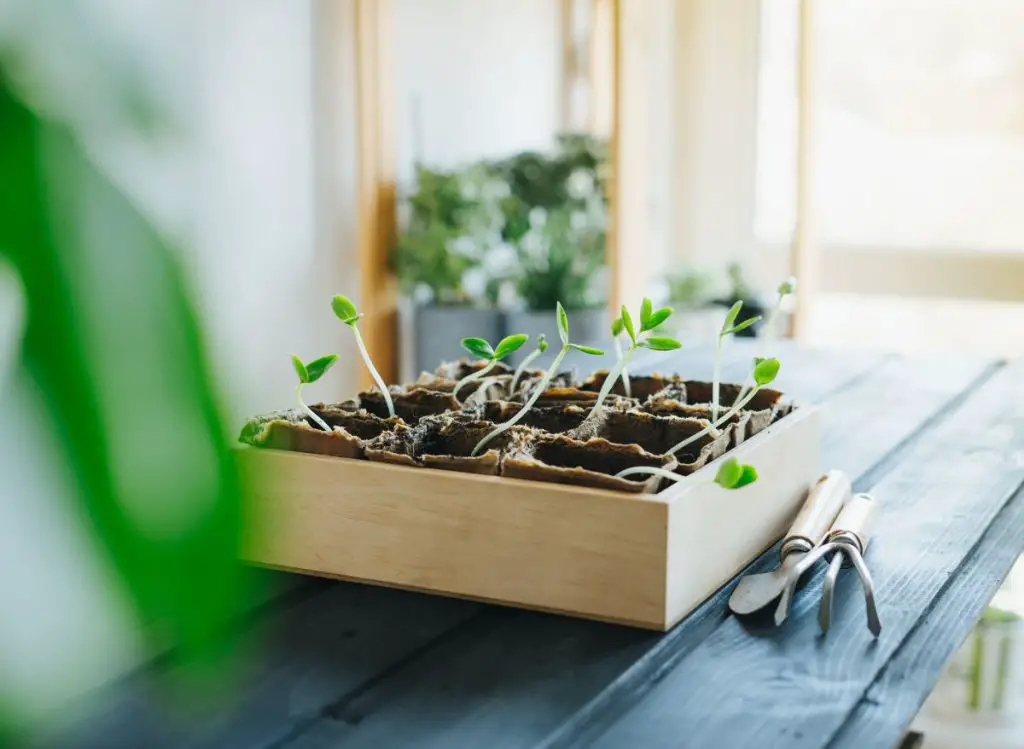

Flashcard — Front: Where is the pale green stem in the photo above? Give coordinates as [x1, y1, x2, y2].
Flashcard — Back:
[588, 344, 636, 418]
[352, 324, 395, 417]
[616, 465, 686, 485]
[467, 375, 504, 406]
[453, 359, 497, 401]
[711, 335, 724, 422]
[296, 384, 331, 432]
[614, 384, 764, 477]
[509, 348, 542, 394]
[736, 298, 784, 405]
[612, 336, 632, 398]
[472, 345, 569, 456]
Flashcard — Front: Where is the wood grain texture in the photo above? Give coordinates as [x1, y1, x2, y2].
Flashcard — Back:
[828, 484, 1024, 749]
[31, 585, 480, 749]
[272, 350, 968, 749]
[242, 405, 819, 630]
[537, 353, 992, 749]
[576, 359, 1024, 749]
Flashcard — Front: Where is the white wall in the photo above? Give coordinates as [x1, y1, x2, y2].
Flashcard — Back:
[393, 0, 563, 180]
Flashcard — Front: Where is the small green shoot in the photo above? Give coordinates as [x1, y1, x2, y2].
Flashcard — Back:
[613, 356, 781, 480]
[472, 302, 604, 456]
[453, 333, 529, 400]
[292, 353, 338, 431]
[509, 333, 549, 394]
[332, 293, 395, 417]
[609, 317, 631, 397]
[589, 298, 681, 418]
[764, 276, 797, 341]
[711, 301, 762, 422]
[613, 457, 759, 490]
[713, 458, 759, 489]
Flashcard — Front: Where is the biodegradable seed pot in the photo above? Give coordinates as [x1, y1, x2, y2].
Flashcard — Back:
[239, 290, 816, 630]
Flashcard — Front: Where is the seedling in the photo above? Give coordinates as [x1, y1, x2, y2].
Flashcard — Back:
[763, 276, 797, 342]
[453, 334, 529, 401]
[733, 277, 797, 405]
[610, 318, 632, 398]
[611, 457, 759, 491]
[509, 334, 549, 394]
[332, 294, 395, 418]
[471, 302, 603, 457]
[713, 458, 759, 489]
[614, 357, 780, 480]
[292, 353, 338, 432]
[711, 301, 761, 422]
[589, 298, 680, 417]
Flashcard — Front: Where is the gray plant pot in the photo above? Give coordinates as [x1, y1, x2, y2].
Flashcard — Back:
[503, 307, 611, 371]
[406, 304, 504, 377]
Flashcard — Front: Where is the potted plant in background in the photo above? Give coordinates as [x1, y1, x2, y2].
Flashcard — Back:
[712, 262, 766, 338]
[496, 134, 609, 365]
[393, 164, 504, 376]
[664, 264, 722, 344]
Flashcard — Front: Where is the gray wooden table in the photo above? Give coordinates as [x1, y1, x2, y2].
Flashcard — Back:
[38, 344, 1024, 749]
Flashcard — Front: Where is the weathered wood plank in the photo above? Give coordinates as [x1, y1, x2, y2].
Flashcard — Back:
[576, 359, 1024, 749]
[32, 585, 480, 749]
[275, 353, 984, 749]
[828, 484, 1024, 749]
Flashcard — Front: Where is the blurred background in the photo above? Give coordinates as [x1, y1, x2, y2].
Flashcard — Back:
[2, 0, 1024, 746]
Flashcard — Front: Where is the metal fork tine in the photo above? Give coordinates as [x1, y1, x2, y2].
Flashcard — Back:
[818, 554, 843, 633]
[848, 548, 882, 637]
[774, 543, 835, 626]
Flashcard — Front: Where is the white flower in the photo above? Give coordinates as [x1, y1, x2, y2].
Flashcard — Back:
[520, 230, 547, 264]
[462, 267, 487, 299]
[450, 235, 477, 258]
[482, 243, 518, 276]
[566, 168, 594, 200]
[528, 207, 548, 229]
[570, 210, 588, 232]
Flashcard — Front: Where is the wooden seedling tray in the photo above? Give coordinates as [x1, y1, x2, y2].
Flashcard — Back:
[239, 406, 821, 630]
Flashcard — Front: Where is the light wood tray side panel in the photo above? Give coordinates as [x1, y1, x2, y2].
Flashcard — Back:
[664, 407, 822, 629]
[240, 452, 670, 628]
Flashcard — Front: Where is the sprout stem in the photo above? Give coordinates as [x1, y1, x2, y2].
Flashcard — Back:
[453, 359, 497, 401]
[615, 465, 686, 485]
[589, 344, 636, 417]
[472, 345, 569, 456]
[614, 384, 764, 477]
[352, 324, 395, 418]
[296, 384, 331, 432]
[711, 336, 723, 422]
[611, 336, 632, 398]
[509, 348, 543, 394]
[467, 375, 504, 406]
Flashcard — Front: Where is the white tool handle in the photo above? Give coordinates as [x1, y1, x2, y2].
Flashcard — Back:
[826, 492, 878, 553]
[785, 470, 852, 550]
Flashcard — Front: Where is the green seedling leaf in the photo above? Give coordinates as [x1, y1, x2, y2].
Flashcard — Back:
[735, 464, 759, 488]
[645, 306, 673, 331]
[493, 333, 528, 360]
[640, 297, 653, 330]
[620, 305, 636, 344]
[725, 315, 762, 336]
[331, 294, 360, 326]
[305, 353, 338, 383]
[556, 301, 570, 345]
[643, 336, 682, 351]
[292, 355, 309, 384]
[753, 356, 781, 386]
[720, 300, 743, 335]
[569, 343, 605, 356]
[610, 317, 624, 337]
[537, 334, 549, 353]
[714, 458, 744, 489]
[778, 276, 797, 296]
[461, 337, 495, 360]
